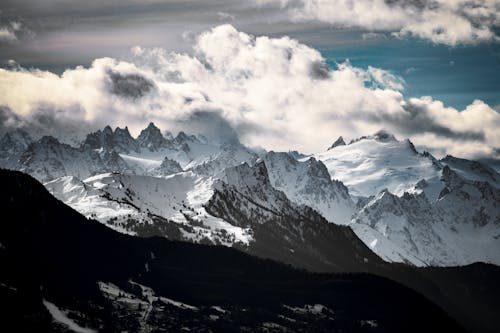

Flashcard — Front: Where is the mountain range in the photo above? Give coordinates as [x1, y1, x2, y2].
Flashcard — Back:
[2, 123, 500, 332]
[2, 169, 474, 333]
[1, 124, 498, 268]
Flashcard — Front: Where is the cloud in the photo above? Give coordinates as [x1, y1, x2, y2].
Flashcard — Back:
[259, 0, 500, 45]
[0, 27, 17, 42]
[107, 70, 155, 99]
[217, 11, 236, 21]
[0, 18, 34, 43]
[0, 24, 498, 159]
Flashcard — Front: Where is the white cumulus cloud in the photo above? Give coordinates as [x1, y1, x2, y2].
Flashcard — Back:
[258, 0, 500, 45]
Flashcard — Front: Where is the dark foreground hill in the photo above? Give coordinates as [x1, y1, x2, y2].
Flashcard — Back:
[0, 169, 464, 332]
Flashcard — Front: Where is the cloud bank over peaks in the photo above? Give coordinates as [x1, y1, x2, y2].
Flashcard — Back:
[0, 24, 498, 159]
[258, 0, 500, 45]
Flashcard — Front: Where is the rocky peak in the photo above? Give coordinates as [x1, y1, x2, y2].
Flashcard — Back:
[152, 157, 183, 176]
[305, 157, 331, 180]
[327, 136, 346, 150]
[103, 125, 113, 135]
[222, 161, 271, 192]
[81, 125, 138, 153]
[137, 122, 169, 151]
[38, 135, 62, 146]
[404, 139, 418, 154]
[114, 126, 132, 137]
[173, 131, 199, 145]
[265, 151, 298, 166]
[113, 126, 139, 153]
[287, 150, 308, 160]
[441, 165, 463, 189]
[0, 129, 33, 148]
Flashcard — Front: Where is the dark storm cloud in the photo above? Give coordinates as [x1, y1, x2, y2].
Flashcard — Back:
[309, 60, 330, 79]
[108, 70, 154, 99]
[398, 101, 485, 141]
[0, 0, 362, 67]
[0, 105, 23, 135]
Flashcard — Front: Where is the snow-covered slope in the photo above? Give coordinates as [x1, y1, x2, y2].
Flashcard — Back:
[207, 161, 384, 272]
[118, 129, 256, 176]
[45, 172, 252, 245]
[262, 152, 355, 225]
[192, 143, 258, 176]
[148, 157, 183, 177]
[440, 155, 500, 188]
[314, 131, 442, 198]
[350, 166, 500, 266]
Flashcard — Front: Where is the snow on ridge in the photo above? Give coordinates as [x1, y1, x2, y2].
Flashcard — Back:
[43, 300, 96, 333]
[313, 134, 441, 198]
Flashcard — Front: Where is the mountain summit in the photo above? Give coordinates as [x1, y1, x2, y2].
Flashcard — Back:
[136, 122, 171, 151]
[327, 136, 346, 150]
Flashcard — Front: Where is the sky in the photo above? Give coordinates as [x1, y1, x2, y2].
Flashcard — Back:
[0, 0, 499, 160]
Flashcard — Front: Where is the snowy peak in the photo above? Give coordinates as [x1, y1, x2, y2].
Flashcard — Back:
[352, 164, 500, 266]
[287, 150, 308, 160]
[191, 142, 258, 176]
[315, 133, 441, 197]
[150, 157, 183, 176]
[221, 161, 271, 194]
[113, 126, 139, 153]
[18, 135, 129, 182]
[440, 155, 500, 188]
[440, 165, 463, 190]
[82, 127, 113, 151]
[262, 152, 355, 225]
[136, 122, 171, 151]
[436, 167, 500, 227]
[173, 131, 199, 146]
[81, 125, 139, 153]
[327, 136, 346, 150]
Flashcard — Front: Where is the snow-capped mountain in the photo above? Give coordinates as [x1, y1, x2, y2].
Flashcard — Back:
[314, 131, 442, 198]
[327, 136, 346, 150]
[148, 156, 183, 177]
[82, 125, 140, 154]
[192, 142, 258, 176]
[2, 124, 499, 268]
[1, 123, 259, 181]
[440, 155, 500, 188]
[207, 161, 383, 271]
[262, 151, 355, 225]
[136, 122, 172, 151]
[46, 172, 253, 245]
[18, 136, 129, 182]
[350, 165, 500, 266]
